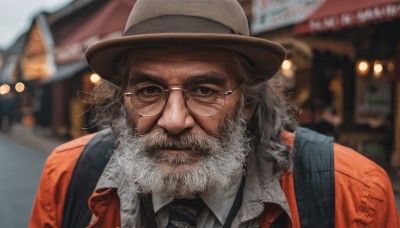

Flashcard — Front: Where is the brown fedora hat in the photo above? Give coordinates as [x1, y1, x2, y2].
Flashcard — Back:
[86, 0, 286, 83]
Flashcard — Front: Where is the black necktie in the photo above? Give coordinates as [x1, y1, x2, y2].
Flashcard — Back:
[166, 198, 205, 228]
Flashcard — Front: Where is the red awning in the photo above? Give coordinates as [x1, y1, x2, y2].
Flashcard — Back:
[55, 0, 135, 64]
[58, 0, 134, 47]
[294, 0, 400, 34]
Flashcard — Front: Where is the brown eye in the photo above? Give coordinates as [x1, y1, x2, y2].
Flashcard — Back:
[189, 85, 220, 97]
[138, 86, 163, 95]
[194, 87, 213, 95]
[134, 84, 164, 103]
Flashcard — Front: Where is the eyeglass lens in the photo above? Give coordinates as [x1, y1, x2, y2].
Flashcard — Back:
[129, 83, 227, 117]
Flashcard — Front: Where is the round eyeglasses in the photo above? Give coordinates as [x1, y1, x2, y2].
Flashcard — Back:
[124, 83, 242, 117]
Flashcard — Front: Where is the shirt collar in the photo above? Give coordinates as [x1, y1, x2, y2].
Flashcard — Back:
[95, 155, 123, 190]
[95, 155, 141, 227]
[238, 148, 292, 223]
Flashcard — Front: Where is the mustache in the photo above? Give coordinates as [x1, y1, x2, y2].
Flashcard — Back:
[140, 129, 220, 153]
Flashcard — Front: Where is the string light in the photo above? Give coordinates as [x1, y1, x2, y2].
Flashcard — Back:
[282, 60, 292, 70]
[356, 60, 370, 76]
[356, 59, 395, 78]
[281, 59, 294, 78]
[0, 84, 11, 95]
[15, 82, 25, 93]
[373, 61, 383, 78]
[90, 73, 101, 84]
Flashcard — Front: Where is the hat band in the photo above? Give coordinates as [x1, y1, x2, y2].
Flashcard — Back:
[124, 15, 238, 36]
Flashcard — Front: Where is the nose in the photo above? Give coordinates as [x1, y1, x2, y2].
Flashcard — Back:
[157, 89, 195, 135]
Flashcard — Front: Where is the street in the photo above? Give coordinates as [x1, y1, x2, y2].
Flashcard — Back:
[0, 133, 47, 227]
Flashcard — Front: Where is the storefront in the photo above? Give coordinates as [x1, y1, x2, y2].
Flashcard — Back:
[252, 0, 400, 167]
[19, 14, 56, 128]
[0, 35, 27, 130]
[47, 0, 134, 137]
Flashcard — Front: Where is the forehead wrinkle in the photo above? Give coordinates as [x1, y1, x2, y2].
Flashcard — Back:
[183, 72, 227, 87]
[129, 72, 167, 85]
[129, 71, 228, 89]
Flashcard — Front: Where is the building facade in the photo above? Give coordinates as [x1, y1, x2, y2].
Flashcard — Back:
[252, 0, 400, 168]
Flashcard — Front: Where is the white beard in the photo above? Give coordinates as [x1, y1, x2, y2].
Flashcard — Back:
[113, 113, 250, 198]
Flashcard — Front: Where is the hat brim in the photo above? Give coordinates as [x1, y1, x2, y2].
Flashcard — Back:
[86, 33, 286, 83]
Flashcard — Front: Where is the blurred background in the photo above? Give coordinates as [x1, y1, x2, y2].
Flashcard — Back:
[0, 0, 399, 226]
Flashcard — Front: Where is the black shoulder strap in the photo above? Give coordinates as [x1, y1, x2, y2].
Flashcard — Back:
[293, 127, 335, 228]
[62, 128, 115, 228]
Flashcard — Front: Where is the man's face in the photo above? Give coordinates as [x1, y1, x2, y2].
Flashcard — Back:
[126, 49, 243, 152]
[125, 48, 242, 135]
[115, 48, 251, 197]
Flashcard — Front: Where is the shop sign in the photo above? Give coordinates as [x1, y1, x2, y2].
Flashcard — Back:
[307, 2, 400, 33]
[251, 0, 325, 34]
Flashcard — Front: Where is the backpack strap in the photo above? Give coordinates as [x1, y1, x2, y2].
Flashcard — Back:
[62, 128, 115, 228]
[293, 127, 335, 228]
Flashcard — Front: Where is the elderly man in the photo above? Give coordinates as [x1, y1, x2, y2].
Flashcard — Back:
[30, 0, 399, 227]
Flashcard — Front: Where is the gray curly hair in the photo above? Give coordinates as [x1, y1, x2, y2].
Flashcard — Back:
[87, 51, 297, 172]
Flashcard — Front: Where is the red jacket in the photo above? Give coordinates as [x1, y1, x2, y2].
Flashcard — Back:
[30, 132, 399, 227]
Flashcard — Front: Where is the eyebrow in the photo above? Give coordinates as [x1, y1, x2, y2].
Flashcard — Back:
[128, 72, 167, 85]
[184, 72, 227, 87]
[128, 71, 227, 87]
